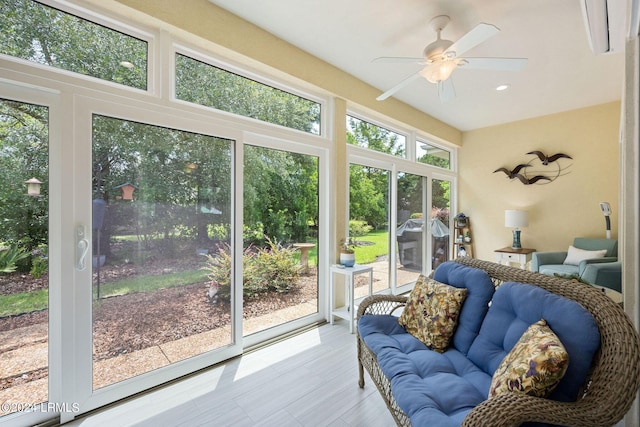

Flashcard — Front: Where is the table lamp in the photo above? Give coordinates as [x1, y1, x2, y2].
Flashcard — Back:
[505, 210, 528, 249]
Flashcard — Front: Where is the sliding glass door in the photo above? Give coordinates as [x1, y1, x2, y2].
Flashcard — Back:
[90, 115, 235, 390]
[242, 145, 320, 336]
[0, 97, 49, 420]
[349, 163, 390, 298]
[396, 172, 425, 287]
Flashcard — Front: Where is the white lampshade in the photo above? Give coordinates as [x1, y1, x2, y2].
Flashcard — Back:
[420, 61, 458, 83]
[505, 210, 528, 228]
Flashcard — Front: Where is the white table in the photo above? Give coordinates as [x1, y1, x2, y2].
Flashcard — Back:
[329, 264, 373, 333]
[494, 247, 536, 270]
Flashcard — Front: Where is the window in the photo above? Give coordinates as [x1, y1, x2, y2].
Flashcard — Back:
[347, 111, 457, 292]
[0, 0, 147, 89]
[346, 115, 406, 157]
[91, 115, 234, 389]
[0, 98, 49, 416]
[175, 54, 321, 135]
[417, 140, 451, 169]
[349, 163, 390, 294]
[243, 145, 319, 335]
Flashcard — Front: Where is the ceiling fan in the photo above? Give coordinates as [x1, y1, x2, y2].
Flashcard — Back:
[375, 15, 528, 103]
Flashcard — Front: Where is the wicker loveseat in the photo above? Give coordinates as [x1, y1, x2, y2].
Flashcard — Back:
[356, 258, 640, 426]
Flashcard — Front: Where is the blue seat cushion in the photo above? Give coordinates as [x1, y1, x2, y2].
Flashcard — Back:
[467, 282, 600, 402]
[359, 315, 491, 427]
[432, 262, 496, 355]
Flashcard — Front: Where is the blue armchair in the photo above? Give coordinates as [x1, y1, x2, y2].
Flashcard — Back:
[531, 237, 621, 292]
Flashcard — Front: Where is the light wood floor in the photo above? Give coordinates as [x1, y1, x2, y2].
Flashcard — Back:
[66, 320, 396, 427]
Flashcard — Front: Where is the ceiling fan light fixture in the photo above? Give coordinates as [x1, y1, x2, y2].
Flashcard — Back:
[421, 61, 457, 83]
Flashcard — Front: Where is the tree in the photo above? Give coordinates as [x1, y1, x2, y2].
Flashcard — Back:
[175, 54, 320, 135]
[243, 146, 318, 243]
[0, 100, 48, 252]
[347, 116, 405, 157]
[349, 165, 387, 230]
[0, 0, 147, 89]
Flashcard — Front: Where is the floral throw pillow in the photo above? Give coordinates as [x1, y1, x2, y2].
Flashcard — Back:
[398, 275, 467, 353]
[489, 319, 569, 398]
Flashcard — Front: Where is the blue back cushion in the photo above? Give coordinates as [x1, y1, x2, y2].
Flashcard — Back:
[467, 282, 601, 402]
[434, 262, 496, 355]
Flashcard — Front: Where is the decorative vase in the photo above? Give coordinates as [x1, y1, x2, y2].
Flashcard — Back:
[339, 252, 355, 267]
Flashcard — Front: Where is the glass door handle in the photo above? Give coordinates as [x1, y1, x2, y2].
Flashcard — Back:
[76, 225, 89, 271]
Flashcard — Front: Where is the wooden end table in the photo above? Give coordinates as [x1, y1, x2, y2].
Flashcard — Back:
[494, 247, 536, 270]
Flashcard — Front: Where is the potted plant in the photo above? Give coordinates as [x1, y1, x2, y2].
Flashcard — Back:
[339, 238, 356, 267]
[454, 212, 468, 228]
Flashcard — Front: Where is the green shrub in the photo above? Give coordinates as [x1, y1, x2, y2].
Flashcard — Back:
[201, 244, 233, 299]
[208, 223, 230, 241]
[30, 255, 48, 279]
[0, 244, 30, 274]
[349, 220, 373, 238]
[253, 237, 301, 294]
[202, 236, 301, 300]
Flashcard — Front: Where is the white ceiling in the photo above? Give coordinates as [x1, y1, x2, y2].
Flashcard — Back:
[208, 0, 626, 131]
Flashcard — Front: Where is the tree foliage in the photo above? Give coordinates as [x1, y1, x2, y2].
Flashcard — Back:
[0, 100, 48, 252]
[244, 146, 318, 243]
[347, 116, 405, 157]
[176, 54, 320, 135]
[0, 0, 147, 89]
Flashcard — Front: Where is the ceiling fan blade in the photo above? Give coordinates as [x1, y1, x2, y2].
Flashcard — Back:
[372, 56, 425, 64]
[438, 78, 456, 103]
[376, 71, 423, 101]
[462, 57, 528, 71]
[445, 23, 499, 57]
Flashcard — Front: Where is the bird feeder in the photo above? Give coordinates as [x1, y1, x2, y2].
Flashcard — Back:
[25, 178, 42, 197]
[114, 183, 137, 201]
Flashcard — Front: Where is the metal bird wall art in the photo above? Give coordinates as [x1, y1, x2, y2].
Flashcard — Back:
[526, 151, 572, 165]
[494, 150, 573, 185]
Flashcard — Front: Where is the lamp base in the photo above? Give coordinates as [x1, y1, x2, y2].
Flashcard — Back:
[511, 229, 522, 249]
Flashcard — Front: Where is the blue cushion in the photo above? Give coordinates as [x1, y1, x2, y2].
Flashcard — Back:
[467, 282, 600, 402]
[433, 262, 496, 355]
[357, 263, 496, 426]
[359, 315, 491, 427]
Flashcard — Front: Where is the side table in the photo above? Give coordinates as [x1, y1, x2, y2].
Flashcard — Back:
[494, 247, 536, 270]
[329, 264, 373, 333]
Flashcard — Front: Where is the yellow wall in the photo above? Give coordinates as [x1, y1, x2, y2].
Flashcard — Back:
[460, 102, 621, 261]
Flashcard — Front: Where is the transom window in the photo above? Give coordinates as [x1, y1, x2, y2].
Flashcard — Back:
[417, 139, 451, 169]
[0, 0, 148, 90]
[175, 53, 321, 135]
[346, 115, 406, 157]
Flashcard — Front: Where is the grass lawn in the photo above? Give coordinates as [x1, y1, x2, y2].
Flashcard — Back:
[291, 230, 388, 266]
[0, 269, 209, 317]
[0, 289, 48, 317]
[94, 269, 208, 299]
[353, 230, 388, 264]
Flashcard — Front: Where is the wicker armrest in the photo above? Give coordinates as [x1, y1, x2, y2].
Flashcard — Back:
[462, 393, 612, 427]
[356, 294, 407, 320]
